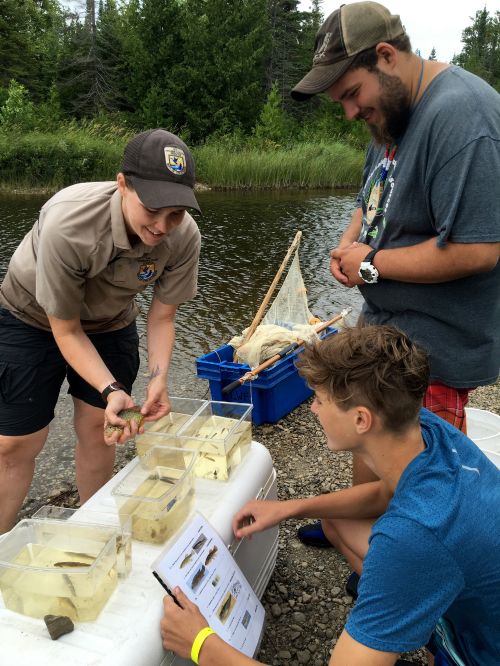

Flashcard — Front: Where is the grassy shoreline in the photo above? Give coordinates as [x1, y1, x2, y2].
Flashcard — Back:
[0, 131, 364, 193]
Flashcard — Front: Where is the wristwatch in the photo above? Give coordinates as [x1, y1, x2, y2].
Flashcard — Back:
[101, 381, 127, 402]
[358, 249, 380, 284]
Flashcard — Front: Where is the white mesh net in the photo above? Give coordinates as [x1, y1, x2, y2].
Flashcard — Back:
[229, 247, 321, 368]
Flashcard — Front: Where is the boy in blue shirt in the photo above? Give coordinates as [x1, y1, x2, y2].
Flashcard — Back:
[161, 325, 500, 666]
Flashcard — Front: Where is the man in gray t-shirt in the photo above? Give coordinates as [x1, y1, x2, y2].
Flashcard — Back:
[288, 0, 500, 596]
[291, 1, 499, 442]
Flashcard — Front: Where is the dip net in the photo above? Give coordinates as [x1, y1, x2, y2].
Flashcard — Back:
[229, 243, 321, 368]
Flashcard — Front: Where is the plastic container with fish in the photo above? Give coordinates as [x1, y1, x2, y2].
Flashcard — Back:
[0, 517, 119, 621]
[32, 505, 133, 578]
[135, 396, 208, 457]
[176, 401, 253, 481]
[111, 446, 197, 544]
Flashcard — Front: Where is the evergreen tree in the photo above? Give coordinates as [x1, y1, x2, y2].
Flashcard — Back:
[57, 0, 124, 115]
[0, 1, 37, 89]
[290, 0, 324, 122]
[0, 0, 66, 99]
[453, 9, 500, 90]
[95, 0, 129, 112]
[254, 82, 293, 143]
[266, 0, 309, 110]
[120, 0, 185, 129]
[177, 0, 269, 140]
[428, 47, 437, 61]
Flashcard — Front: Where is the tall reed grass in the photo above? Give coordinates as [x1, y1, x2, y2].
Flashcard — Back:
[194, 141, 364, 189]
[0, 130, 364, 191]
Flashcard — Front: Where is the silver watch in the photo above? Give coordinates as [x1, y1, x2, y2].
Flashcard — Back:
[358, 249, 380, 284]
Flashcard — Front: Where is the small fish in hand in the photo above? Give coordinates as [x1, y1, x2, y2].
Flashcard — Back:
[104, 406, 144, 438]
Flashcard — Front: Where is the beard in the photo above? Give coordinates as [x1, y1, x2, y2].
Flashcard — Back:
[365, 69, 412, 145]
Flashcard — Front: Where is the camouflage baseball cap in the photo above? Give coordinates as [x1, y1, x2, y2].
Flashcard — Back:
[291, 1, 405, 101]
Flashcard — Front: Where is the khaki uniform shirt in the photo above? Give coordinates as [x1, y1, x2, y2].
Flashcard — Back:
[0, 182, 201, 332]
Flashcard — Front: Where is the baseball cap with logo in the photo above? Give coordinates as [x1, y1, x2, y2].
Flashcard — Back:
[291, 1, 405, 101]
[121, 129, 201, 212]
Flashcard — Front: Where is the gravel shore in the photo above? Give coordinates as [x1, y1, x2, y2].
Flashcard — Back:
[18, 380, 499, 665]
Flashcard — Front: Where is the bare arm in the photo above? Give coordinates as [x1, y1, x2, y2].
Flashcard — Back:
[161, 591, 398, 666]
[199, 628, 398, 666]
[142, 297, 177, 421]
[333, 239, 500, 286]
[233, 481, 391, 539]
[329, 630, 397, 666]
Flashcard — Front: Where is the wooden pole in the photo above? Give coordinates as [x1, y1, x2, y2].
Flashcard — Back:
[234, 230, 302, 361]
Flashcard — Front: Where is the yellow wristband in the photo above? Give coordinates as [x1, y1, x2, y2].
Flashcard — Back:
[191, 626, 215, 665]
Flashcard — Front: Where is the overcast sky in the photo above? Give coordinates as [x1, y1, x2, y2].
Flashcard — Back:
[300, 1, 497, 62]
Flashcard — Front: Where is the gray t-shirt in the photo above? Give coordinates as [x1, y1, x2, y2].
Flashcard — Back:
[356, 66, 500, 388]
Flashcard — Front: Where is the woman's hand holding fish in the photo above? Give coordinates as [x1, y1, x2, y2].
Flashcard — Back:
[103, 392, 141, 446]
[232, 499, 292, 539]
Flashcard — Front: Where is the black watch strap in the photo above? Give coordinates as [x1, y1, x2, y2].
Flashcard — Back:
[101, 381, 127, 402]
[364, 248, 379, 265]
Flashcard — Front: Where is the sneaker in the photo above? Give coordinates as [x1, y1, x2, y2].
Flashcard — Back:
[297, 521, 332, 547]
[345, 571, 360, 599]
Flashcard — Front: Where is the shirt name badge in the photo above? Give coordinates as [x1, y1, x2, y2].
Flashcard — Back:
[137, 261, 157, 282]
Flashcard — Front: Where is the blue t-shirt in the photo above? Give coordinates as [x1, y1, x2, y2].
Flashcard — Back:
[345, 409, 500, 665]
[356, 66, 500, 388]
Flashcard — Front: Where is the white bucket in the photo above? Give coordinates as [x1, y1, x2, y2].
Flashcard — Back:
[481, 449, 500, 469]
[466, 408, 500, 469]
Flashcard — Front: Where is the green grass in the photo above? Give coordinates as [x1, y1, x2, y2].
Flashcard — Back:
[0, 131, 364, 191]
[194, 140, 364, 189]
[0, 130, 126, 190]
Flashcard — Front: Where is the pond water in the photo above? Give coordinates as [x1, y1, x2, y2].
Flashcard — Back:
[0, 189, 363, 397]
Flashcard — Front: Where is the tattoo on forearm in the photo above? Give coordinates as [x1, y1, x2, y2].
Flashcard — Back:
[149, 365, 162, 382]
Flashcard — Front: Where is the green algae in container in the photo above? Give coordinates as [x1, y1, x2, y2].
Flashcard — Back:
[135, 396, 208, 458]
[177, 400, 253, 481]
[111, 445, 197, 544]
[0, 518, 119, 621]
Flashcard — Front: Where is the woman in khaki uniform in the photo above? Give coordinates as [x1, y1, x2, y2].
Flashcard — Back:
[0, 129, 201, 533]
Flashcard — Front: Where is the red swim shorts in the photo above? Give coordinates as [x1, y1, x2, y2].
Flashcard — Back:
[423, 382, 472, 435]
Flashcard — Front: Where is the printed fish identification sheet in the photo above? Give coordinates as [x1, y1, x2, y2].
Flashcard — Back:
[152, 512, 265, 657]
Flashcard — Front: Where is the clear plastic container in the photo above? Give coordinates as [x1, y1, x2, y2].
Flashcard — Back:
[0, 517, 119, 621]
[177, 401, 253, 481]
[111, 446, 196, 544]
[32, 505, 132, 578]
[135, 396, 208, 457]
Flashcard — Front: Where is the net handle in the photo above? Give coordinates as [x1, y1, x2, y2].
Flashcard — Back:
[234, 230, 302, 362]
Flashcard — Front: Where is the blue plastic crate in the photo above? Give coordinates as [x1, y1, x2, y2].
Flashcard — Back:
[195, 328, 337, 425]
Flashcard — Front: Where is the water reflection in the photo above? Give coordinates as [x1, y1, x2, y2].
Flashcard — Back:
[0, 189, 364, 395]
